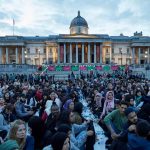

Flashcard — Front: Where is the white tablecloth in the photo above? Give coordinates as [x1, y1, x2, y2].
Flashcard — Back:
[79, 92, 107, 150]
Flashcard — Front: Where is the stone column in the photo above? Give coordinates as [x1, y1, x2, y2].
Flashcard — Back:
[138, 48, 141, 64]
[148, 47, 150, 64]
[109, 47, 112, 64]
[46, 47, 49, 64]
[82, 43, 84, 63]
[132, 47, 135, 64]
[6, 47, 8, 64]
[22, 47, 25, 64]
[94, 43, 96, 63]
[100, 44, 103, 64]
[0, 47, 2, 64]
[64, 43, 66, 63]
[58, 44, 60, 63]
[70, 43, 72, 63]
[16, 47, 18, 64]
[76, 43, 78, 63]
[88, 43, 90, 63]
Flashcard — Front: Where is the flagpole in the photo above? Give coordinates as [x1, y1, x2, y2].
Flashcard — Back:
[13, 19, 15, 36]
[13, 24, 14, 36]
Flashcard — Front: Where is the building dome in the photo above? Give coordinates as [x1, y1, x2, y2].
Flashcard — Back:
[70, 11, 89, 35]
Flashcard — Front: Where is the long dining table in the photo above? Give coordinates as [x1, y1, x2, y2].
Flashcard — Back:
[79, 90, 107, 150]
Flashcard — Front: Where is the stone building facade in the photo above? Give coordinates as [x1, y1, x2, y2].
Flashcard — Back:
[0, 11, 150, 65]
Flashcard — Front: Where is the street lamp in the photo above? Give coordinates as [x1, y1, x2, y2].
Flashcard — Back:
[38, 49, 40, 65]
[24, 49, 27, 64]
[145, 51, 148, 64]
[119, 48, 123, 65]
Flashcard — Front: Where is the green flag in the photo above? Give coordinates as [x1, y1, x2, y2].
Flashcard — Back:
[103, 65, 110, 71]
[120, 65, 125, 70]
[87, 65, 94, 71]
[71, 66, 79, 71]
[55, 66, 62, 71]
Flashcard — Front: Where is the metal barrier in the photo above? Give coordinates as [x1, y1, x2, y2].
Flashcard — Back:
[0, 64, 37, 73]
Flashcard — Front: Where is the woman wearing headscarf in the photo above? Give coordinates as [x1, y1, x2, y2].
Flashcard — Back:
[93, 93, 104, 116]
[100, 91, 115, 120]
[62, 99, 74, 112]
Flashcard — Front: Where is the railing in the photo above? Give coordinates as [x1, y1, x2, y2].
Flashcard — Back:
[0, 64, 37, 73]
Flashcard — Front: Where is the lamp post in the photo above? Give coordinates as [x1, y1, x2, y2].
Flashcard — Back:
[145, 51, 148, 64]
[120, 49, 123, 65]
[38, 49, 40, 65]
[145, 51, 148, 77]
[24, 49, 27, 64]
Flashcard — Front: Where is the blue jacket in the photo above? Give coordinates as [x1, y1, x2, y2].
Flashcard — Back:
[15, 101, 29, 118]
[128, 133, 150, 150]
[24, 135, 34, 150]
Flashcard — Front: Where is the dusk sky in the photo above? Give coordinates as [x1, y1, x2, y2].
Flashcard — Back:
[0, 0, 150, 36]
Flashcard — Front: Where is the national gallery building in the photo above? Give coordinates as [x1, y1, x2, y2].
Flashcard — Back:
[0, 11, 150, 65]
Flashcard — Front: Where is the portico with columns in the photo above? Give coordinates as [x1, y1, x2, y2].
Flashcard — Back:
[131, 46, 150, 65]
[57, 41, 104, 64]
[0, 46, 25, 64]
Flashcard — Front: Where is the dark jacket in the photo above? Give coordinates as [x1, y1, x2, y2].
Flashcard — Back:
[128, 133, 150, 150]
[24, 135, 34, 150]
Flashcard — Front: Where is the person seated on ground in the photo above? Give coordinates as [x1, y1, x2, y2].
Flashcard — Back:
[110, 107, 143, 150]
[44, 102, 60, 135]
[93, 93, 104, 116]
[128, 120, 150, 150]
[0, 97, 5, 113]
[15, 94, 34, 122]
[124, 94, 134, 105]
[38, 93, 49, 118]
[103, 83, 114, 97]
[100, 91, 115, 120]
[3, 92, 11, 104]
[73, 101, 96, 150]
[134, 90, 144, 111]
[28, 116, 46, 150]
[0, 139, 19, 150]
[58, 110, 93, 149]
[43, 92, 61, 121]
[8, 119, 34, 150]
[0, 104, 10, 141]
[25, 91, 37, 111]
[62, 99, 74, 112]
[35, 87, 43, 102]
[103, 101, 128, 141]
[73, 102, 84, 125]
[137, 103, 150, 123]
[0, 103, 16, 140]
[70, 91, 79, 105]
[43, 124, 79, 150]
[51, 132, 70, 150]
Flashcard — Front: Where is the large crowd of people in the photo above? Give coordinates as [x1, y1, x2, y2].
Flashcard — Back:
[0, 71, 150, 150]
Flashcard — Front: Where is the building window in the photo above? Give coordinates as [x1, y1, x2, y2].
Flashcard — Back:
[44, 48, 46, 54]
[119, 48, 122, 52]
[36, 48, 39, 54]
[127, 48, 130, 54]
[49, 48, 52, 54]
[112, 48, 114, 54]
[106, 48, 109, 53]
[28, 48, 30, 53]
[140, 49, 144, 54]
